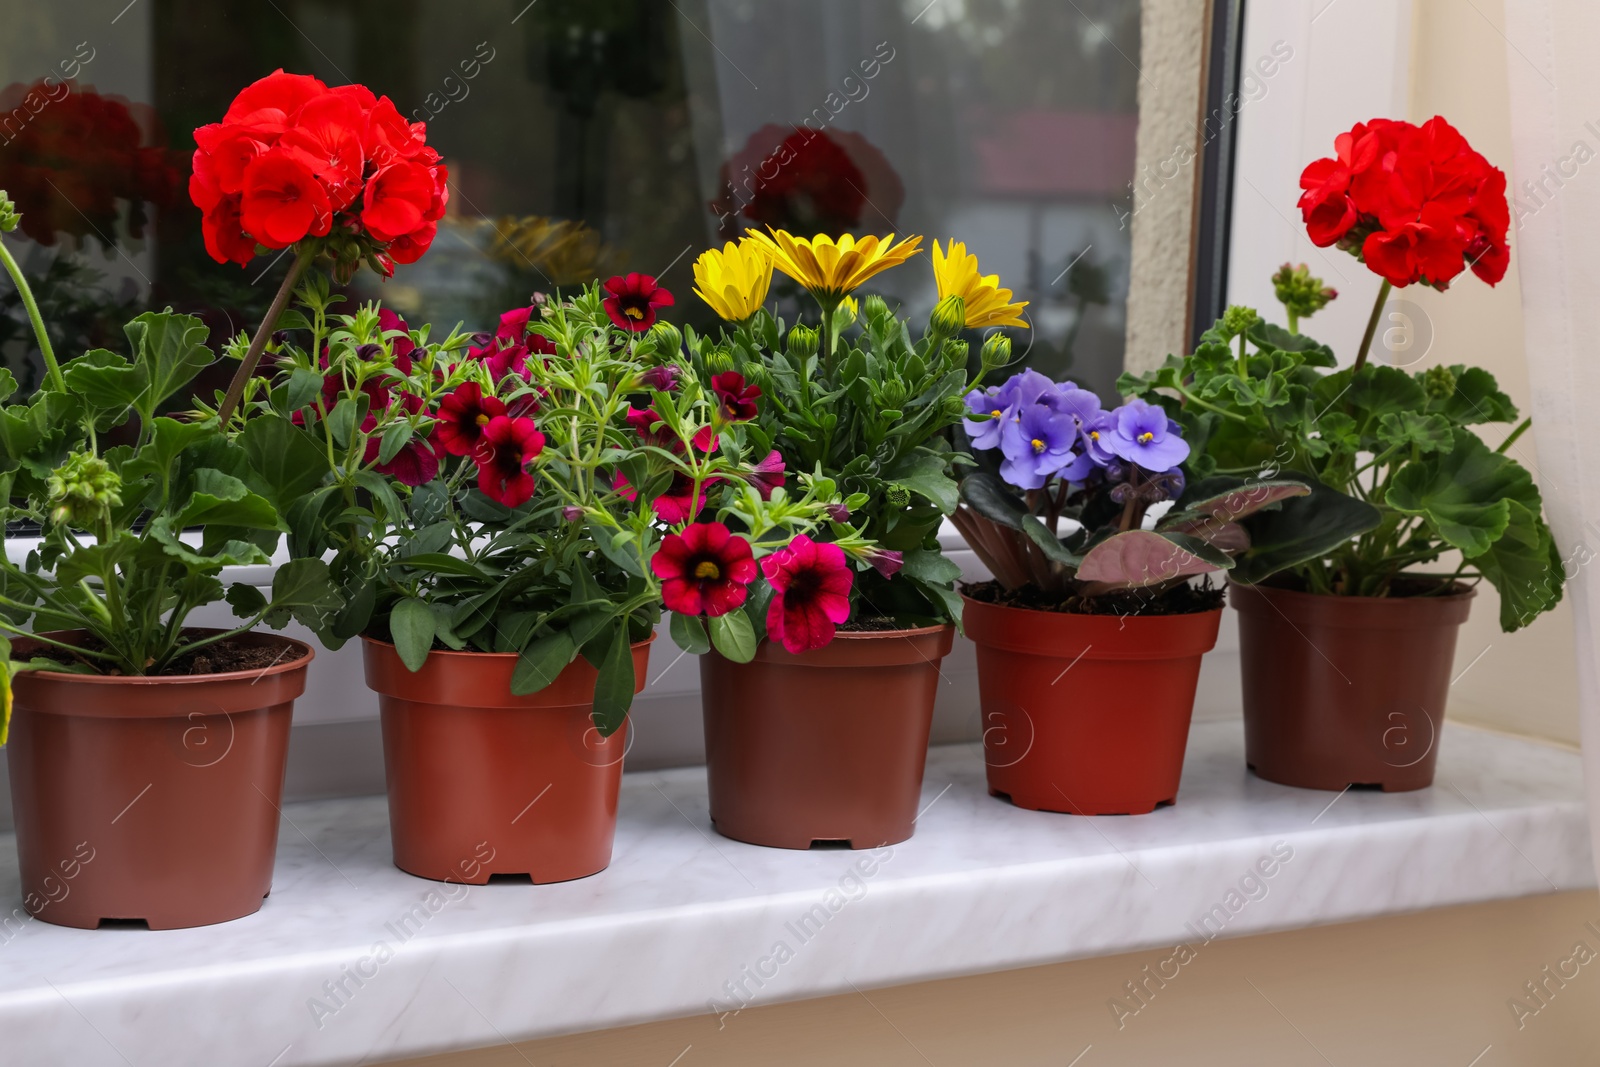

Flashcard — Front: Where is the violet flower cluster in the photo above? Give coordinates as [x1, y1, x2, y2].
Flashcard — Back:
[963, 370, 1190, 500]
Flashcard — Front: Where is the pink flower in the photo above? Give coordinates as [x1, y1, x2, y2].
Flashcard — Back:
[761, 535, 853, 654]
[652, 522, 758, 617]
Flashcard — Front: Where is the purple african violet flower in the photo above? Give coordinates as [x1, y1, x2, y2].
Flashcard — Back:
[994, 368, 1058, 410]
[964, 387, 1010, 449]
[1000, 403, 1080, 489]
[1082, 411, 1118, 467]
[1104, 399, 1190, 471]
[1053, 382, 1103, 428]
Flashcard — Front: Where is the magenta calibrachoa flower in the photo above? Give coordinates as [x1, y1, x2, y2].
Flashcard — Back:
[653, 522, 758, 617]
[762, 535, 854, 654]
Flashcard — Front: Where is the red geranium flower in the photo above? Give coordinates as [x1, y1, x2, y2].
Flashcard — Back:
[435, 382, 507, 457]
[652, 522, 758, 617]
[1297, 115, 1509, 289]
[761, 535, 853, 654]
[711, 371, 760, 423]
[474, 415, 546, 507]
[240, 148, 332, 247]
[362, 160, 435, 242]
[202, 196, 257, 266]
[603, 273, 674, 332]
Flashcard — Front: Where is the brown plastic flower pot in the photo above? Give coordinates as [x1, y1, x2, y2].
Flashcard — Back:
[363, 635, 652, 884]
[964, 596, 1221, 815]
[1232, 580, 1475, 792]
[5, 630, 311, 930]
[699, 625, 954, 850]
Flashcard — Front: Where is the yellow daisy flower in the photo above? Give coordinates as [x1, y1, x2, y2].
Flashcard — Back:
[744, 229, 922, 301]
[932, 239, 1029, 329]
[692, 239, 774, 323]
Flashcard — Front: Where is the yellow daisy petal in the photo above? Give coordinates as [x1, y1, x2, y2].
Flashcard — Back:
[933, 239, 1029, 329]
[692, 239, 774, 322]
[745, 228, 922, 301]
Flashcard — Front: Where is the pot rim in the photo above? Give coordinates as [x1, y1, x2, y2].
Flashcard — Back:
[12, 628, 315, 686]
[819, 622, 956, 641]
[1229, 576, 1478, 605]
[361, 630, 658, 659]
[959, 592, 1226, 623]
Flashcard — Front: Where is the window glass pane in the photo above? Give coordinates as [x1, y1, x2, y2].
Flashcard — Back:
[0, 0, 1138, 400]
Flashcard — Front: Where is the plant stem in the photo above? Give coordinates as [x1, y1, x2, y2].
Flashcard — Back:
[1353, 279, 1392, 372]
[0, 235, 65, 391]
[217, 247, 312, 425]
[1498, 416, 1532, 454]
[1287, 309, 1299, 336]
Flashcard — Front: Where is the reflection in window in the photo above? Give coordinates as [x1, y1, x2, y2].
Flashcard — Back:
[0, 0, 1138, 400]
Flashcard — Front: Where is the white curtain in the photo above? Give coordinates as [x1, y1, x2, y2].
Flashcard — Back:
[1502, 0, 1600, 883]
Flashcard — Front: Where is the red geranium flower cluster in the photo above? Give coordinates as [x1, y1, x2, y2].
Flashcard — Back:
[653, 522, 758, 618]
[762, 535, 853, 654]
[0, 80, 178, 247]
[190, 70, 447, 275]
[1298, 116, 1509, 289]
[436, 381, 546, 508]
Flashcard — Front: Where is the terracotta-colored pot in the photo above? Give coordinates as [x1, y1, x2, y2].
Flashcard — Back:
[964, 596, 1221, 815]
[1232, 580, 1475, 792]
[363, 635, 652, 884]
[699, 625, 954, 850]
[5, 630, 311, 930]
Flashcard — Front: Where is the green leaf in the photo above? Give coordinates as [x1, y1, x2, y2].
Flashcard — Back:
[284, 367, 325, 412]
[390, 597, 436, 672]
[1474, 500, 1563, 631]
[120, 418, 212, 487]
[1387, 429, 1538, 558]
[958, 471, 1076, 564]
[1376, 411, 1454, 454]
[240, 415, 327, 509]
[709, 609, 757, 662]
[265, 557, 343, 630]
[60, 349, 145, 423]
[225, 583, 269, 618]
[898, 548, 962, 585]
[377, 420, 414, 465]
[669, 610, 711, 655]
[590, 620, 635, 736]
[328, 574, 376, 642]
[510, 630, 575, 695]
[887, 451, 959, 513]
[1433, 365, 1517, 425]
[327, 396, 362, 449]
[175, 470, 284, 530]
[1229, 475, 1383, 584]
[123, 310, 212, 420]
[397, 552, 488, 579]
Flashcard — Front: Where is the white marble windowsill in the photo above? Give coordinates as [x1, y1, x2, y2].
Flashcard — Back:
[0, 720, 1590, 1067]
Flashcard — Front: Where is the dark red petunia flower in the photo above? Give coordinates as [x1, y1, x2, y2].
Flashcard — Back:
[377, 308, 416, 373]
[435, 382, 507, 457]
[474, 415, 546, 507]
[240, 148, 333, 247]
[603, 273, 674, 332]
[361, 395, 439, 487]
[738, 449, 786, 500]
[652, 522, 758, 617]
[761, 535, 853, 654]
[651, 470, 720, 525]
[625, 406, 715, 454]
[711, 371, 760, 423]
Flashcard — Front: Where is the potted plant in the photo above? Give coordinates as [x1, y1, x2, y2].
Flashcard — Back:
[667, 231, 991, 849]
[953, 367, 1305, 814]
[1122, 117, 1562, 791]
[268, 269, 848, 882]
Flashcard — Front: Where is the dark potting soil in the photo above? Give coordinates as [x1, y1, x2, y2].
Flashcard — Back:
[963, 578, 1226, 617]
[837, 615, 909, 632]
[33, 632, 306, 676]
[1264, 574, 1472, 598]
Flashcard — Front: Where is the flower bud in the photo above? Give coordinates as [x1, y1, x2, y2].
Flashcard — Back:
[1423, 364, 1457, 401]
[930, 294, 966, 337]
[46, 452, 122, 529]
[826, 502, 851, 523]
[562, 506, 584, 522]
[704, 347, 735, 375]
[786, 325, 820, 360]
[980, 332, 1012, 372]
[886, 484, 912, 508]
[940, 338, 968, 372]
[0, 192, 19, 233]
[941, 395, 968, 422]
[641, 365, 680, 392]
[1272, 262, 1337, 322]
[862, 294, 891, 322]
[647, 321, 682, 355]
[1219, 304, 1260, 341]
[878, 380, 908, 409]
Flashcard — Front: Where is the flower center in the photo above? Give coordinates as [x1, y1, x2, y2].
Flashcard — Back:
[1089, 430, 1100, 440]
[694, 560, 721, 580]
[1138, 431, 1154, 444]
[475, 414, 491, 427]
[624, 304, 646, 320]
[1031, 437, 1046, 453]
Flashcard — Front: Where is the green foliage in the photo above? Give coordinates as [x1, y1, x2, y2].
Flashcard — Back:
[1121, 294, 1561, 631]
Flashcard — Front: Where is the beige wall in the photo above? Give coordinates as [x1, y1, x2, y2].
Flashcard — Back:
[392, 891, 1600, 1066]
[1408, 0, 1583, 747]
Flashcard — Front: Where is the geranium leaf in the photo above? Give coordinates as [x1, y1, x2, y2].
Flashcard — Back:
[1432, 365, 1517, 425]
[1473, 500, 1563, 631]
[241, 415, 327, 509]
[709, 609, 757, 662]
[1386, 429, 1538, 558]
[389, 597, 436, 672]
[122, 310, 212, 420]
[265, 558, 344, 631]
[1376, 411, 1453, 454]
[669, 611, 711, 655]
[590, 621, 635, 736]
[510, 630, 576, 696]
